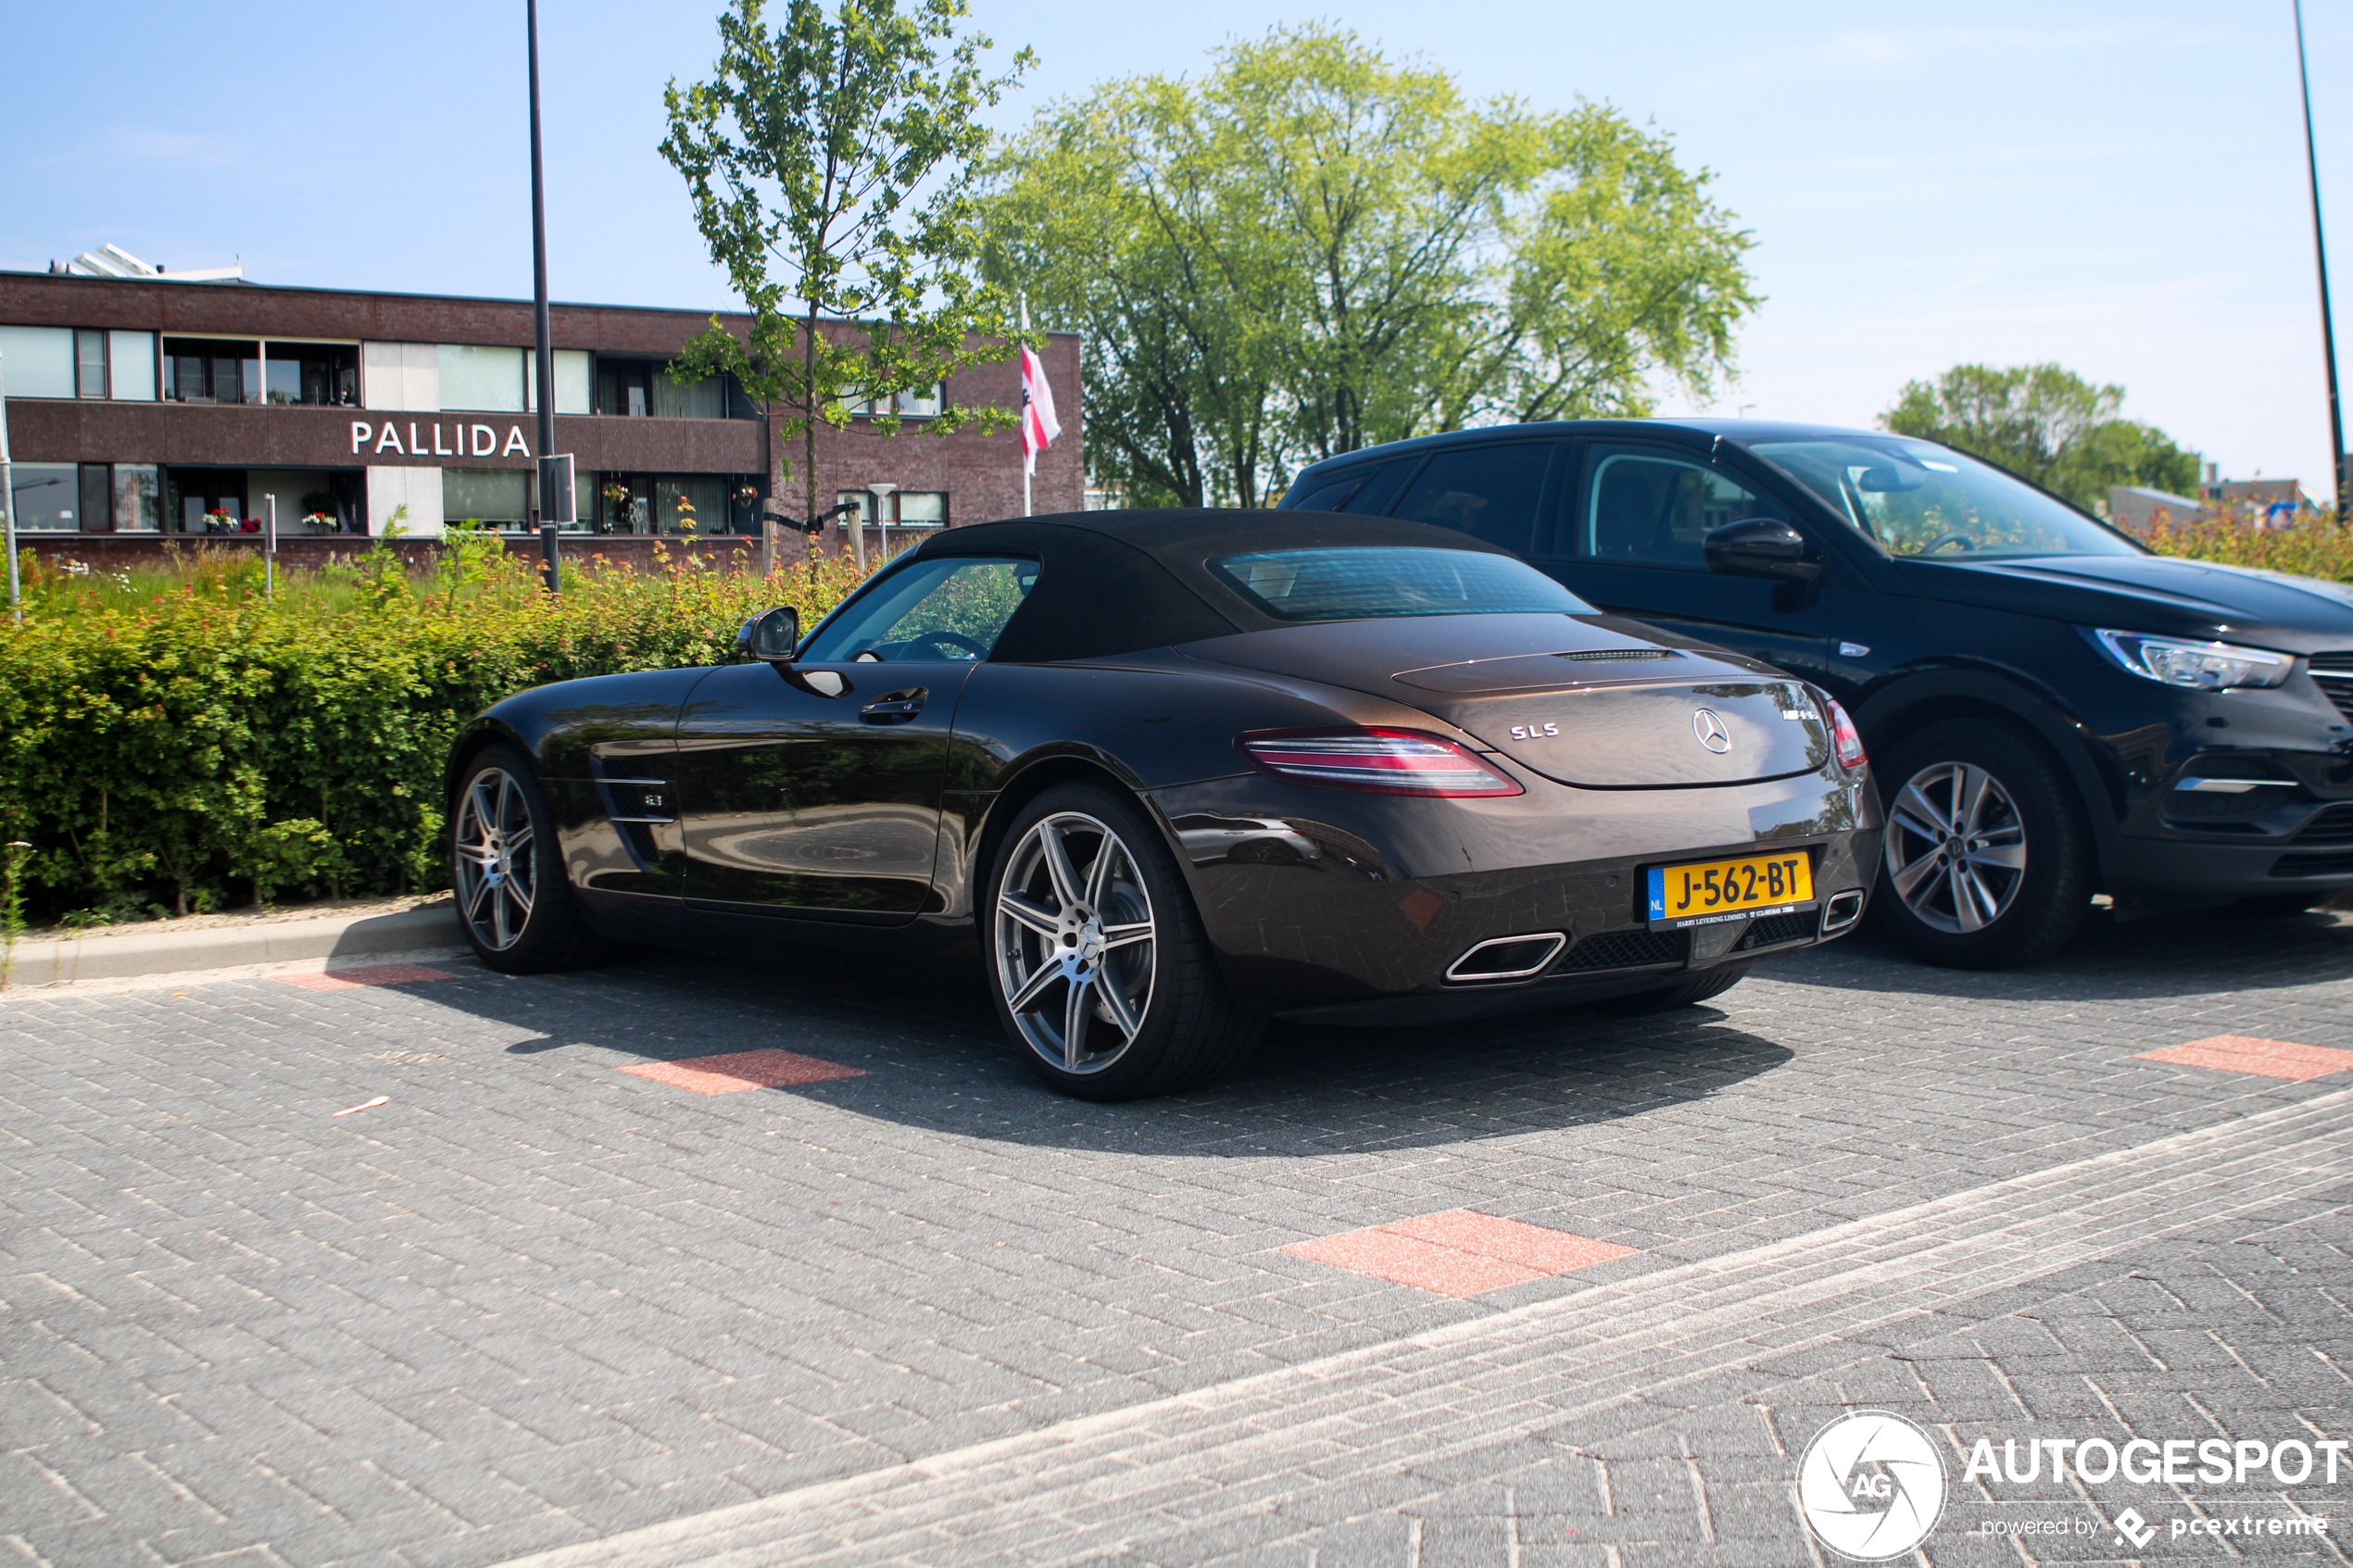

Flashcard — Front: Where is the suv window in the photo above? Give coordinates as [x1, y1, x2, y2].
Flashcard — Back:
[1585, 445, 1787, 567]
[1388, 443, 1554, 555]
[1289, 472, 1370, 512]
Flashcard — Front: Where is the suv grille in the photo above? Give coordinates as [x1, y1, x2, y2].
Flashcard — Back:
[1556, 928, 1683, 972]
[2296, 804, 2353, 846]
[2313, 653, 2353, 722]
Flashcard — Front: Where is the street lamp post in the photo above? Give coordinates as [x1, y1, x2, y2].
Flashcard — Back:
[528, 0, 563, 589]
[1, 351, 18, 622]
[2295, 0, 2347, 520]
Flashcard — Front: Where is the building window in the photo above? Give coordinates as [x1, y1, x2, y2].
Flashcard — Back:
[527, 350, 591, 414]
[166, 469, 248, 533]
[585, 472, 761, 534]
[263, 342, 359, 406]
[9, 464, 81, 529]
[444, 469, 534, 528]
[109, 332, 156, 400]
[837, 385, 944, 419]
[439, 345, 526, 412]
[0, 327, 76, 397]
[164, 338, 259, 404]
[75, 331, 108, 399]
[113, 464, 162, 531]
[595, 358, 751, 419]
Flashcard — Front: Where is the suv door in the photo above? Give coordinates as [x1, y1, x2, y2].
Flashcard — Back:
[1554, 441, 1833, 683]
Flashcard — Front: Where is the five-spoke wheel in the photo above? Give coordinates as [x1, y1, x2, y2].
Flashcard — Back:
[455, 765, 538, 952]
[449, 745, 598, 972]
[985, 783, 1262, 1099]
[994, 810, 1158, 1075]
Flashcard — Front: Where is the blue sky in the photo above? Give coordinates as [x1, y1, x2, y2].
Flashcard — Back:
[6, 0, 2346, 501]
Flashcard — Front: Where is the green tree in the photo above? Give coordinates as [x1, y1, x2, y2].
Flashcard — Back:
[1880, 363, 2199, 513]
[981, 24, 1758, 508]
[661, 0, 1034, 563]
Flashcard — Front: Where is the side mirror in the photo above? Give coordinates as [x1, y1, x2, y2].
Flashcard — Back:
[736, 605, 800, 663]
[1704, 518, 1822, 583]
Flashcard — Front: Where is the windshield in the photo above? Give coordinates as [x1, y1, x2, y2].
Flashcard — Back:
[1212, 546, 1592, 622]
[1744, 436, 2143, 559]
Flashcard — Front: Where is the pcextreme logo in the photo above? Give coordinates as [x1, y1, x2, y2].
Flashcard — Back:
[1796, 1411, 1946, 1560]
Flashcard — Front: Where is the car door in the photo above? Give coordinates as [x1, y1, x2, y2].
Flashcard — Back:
[1554, 441, 1833, 683]
[672, 554, 1038, 922]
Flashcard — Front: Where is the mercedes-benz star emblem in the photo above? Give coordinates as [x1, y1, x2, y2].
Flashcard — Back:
[1692, 709, 1733, 753]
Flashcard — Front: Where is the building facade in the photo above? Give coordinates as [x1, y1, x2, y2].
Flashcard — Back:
[0, 268, 1081, 558]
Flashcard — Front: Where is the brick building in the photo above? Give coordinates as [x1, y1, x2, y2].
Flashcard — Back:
[0, 260, 1081, 563]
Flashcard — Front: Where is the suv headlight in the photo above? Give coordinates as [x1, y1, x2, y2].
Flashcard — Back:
[2089, 629, 2294, 690]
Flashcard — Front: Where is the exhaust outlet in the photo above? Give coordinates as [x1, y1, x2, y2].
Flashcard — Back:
[1820, 889, 1865, 935]
[1444, 931, 1568, 984]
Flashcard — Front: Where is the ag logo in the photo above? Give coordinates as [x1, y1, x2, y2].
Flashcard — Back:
[1795, 1411, 1944, 1560]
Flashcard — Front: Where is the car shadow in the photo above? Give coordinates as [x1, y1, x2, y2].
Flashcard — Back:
[440, 943, 1795, 1158]
[1771, 900, 2353, 1004]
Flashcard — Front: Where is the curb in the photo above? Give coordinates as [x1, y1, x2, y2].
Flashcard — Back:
[4, 905, 466, 986]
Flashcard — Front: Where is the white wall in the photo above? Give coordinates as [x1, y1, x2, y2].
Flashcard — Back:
[366, 466, 443, 535]
[360, 342, 438, 411]
[0, 325, 75, 397]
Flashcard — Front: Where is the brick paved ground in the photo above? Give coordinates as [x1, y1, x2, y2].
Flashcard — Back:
[3, 903, 2349, 1567]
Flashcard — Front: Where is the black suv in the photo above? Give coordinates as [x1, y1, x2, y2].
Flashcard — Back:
[1279, 420, 2353, 968]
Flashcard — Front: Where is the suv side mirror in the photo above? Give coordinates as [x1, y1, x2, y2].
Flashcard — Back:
[736, 606, 800, 663]
[1704, 518, 1821, 583]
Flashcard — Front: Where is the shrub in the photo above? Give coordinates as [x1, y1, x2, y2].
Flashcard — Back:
[0, 542, 873, 922]
[2140, 499, 2353, 584]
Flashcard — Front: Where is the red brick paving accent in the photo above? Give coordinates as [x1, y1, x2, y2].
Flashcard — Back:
[2135, 1035, 2353, 1083]
[617, 1048, 868, 1096]
[278, 964, 458, 991]
[1284, 1210, 1640, 1298]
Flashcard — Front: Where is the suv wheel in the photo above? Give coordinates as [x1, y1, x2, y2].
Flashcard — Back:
[1872, 718, 2093, 969]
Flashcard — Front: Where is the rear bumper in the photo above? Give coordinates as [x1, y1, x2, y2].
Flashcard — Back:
[1150, 768, 1881, 1022]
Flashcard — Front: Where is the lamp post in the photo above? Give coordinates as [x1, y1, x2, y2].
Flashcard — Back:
[1, 351, 18, 622]
[868, 482, 898, 563]
[527, 0, 563, 589]
[2296, 0, 2347, 520]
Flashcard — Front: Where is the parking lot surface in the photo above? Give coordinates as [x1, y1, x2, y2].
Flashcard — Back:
[3, 905, 2349, 1566]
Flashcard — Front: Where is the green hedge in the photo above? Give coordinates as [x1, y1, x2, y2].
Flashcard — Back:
[0, 542, 871, 923]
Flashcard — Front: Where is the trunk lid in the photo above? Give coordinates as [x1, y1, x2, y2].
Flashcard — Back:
[1179, 613, 1831, 788]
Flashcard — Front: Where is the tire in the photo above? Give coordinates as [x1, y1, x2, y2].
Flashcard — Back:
[450, 745, 599, 973]
[1870, 717, 2094, 969]
[1609, 964, 1749, 1015]
[983, 782, 1264, 1100]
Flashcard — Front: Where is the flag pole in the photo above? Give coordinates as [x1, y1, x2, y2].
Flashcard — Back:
[1019, 293, 1032, 519]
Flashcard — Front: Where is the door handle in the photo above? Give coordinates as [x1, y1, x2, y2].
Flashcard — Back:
[860, 689, 926, 723]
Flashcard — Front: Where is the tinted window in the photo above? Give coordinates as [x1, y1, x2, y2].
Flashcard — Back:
[800, 555, 1039, 661]
[1289, 473, 1367, 512]
[1388, 444, 1554, 554]
[1585, 445, 1787, 567]
[1212, 546, 1592, 622]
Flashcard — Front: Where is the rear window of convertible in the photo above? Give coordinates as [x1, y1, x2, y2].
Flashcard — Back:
[1211, 546, 1592, 622]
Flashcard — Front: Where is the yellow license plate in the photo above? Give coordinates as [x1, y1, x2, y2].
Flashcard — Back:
[1646, 851, 1813, 929]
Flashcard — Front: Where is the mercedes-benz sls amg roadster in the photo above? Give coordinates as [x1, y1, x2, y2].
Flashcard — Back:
[445, 509, 1882, 1099]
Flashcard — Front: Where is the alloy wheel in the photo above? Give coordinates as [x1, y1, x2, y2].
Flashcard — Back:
[1884, 760, 2028, 934]
[455, 767, 537, 951]
[993, 811, 1158, 1075]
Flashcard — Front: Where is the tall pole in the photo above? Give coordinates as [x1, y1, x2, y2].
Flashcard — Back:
[0, 352, 18, 622]
[2296, 0, 2348, 520]
[528, 0, 561, 590]
[1019, 294, 1032, 519]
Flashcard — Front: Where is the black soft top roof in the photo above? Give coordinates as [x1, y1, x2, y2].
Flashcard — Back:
[897, 508, 1515, 663]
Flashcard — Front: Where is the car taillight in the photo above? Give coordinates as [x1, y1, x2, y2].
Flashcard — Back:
[1824, 697, 1867, 771]
[1238, 728, 1524, 797]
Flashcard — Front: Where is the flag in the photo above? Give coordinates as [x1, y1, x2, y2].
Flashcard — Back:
[1020, 344, 1061, 476]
